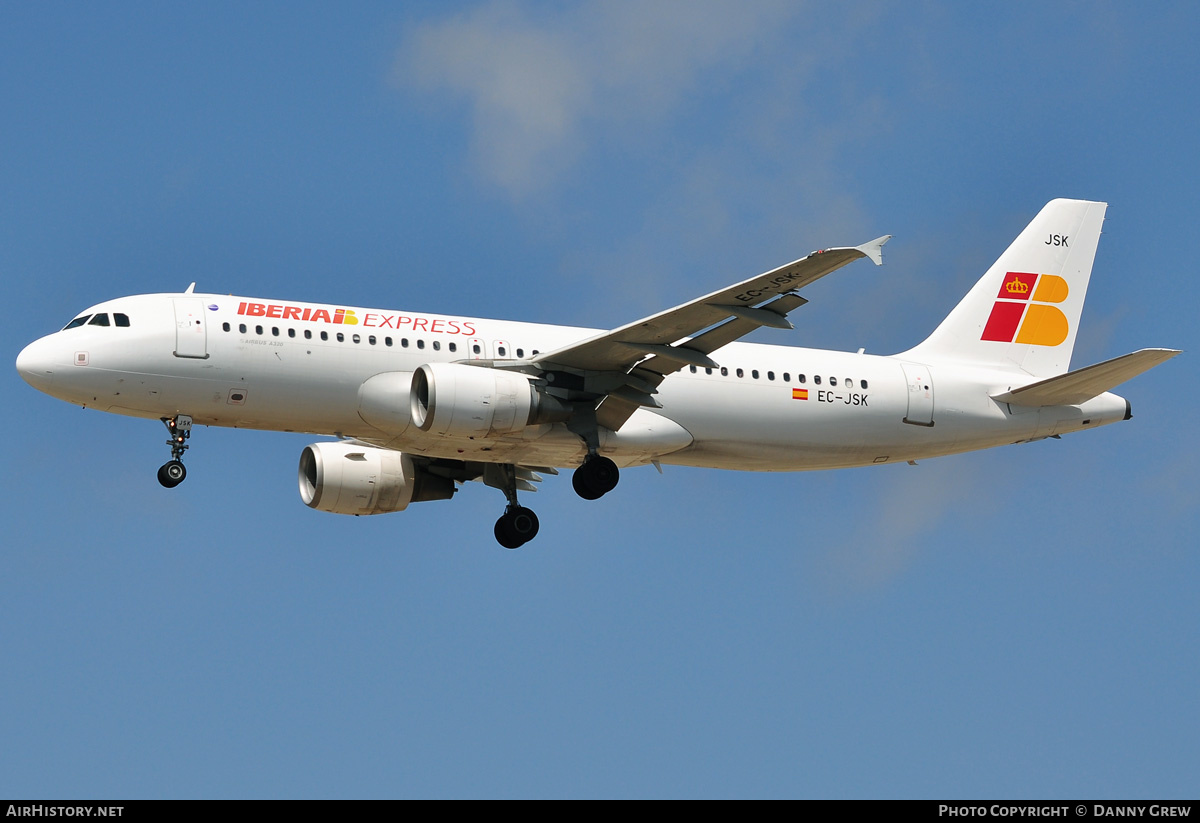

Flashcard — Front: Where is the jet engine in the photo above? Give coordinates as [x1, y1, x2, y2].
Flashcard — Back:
[409, 362, 570, 438]
[358, 371, 414, 435]
[298, 441, 454, 515]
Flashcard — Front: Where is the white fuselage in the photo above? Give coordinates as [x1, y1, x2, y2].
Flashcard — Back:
[16, 291, 1131, 472]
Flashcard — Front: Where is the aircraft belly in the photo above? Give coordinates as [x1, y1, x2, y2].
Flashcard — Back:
[653, 373, 914, 470]
[371, 408, 693, 469]
[98, 363, 364, 434]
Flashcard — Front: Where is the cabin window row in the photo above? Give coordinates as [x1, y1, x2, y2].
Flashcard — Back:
[220, 322, 541, 359]
[688, 364, 868, 390]
[221, 321, 453, 350]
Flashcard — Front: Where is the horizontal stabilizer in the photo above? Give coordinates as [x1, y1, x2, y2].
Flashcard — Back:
[992, 348, 1181, 407]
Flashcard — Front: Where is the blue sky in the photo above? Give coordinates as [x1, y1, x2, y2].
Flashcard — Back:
[2, 1, 1197, 798]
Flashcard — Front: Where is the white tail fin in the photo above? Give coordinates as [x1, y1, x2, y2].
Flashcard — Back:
[903, 199, 1107, 378]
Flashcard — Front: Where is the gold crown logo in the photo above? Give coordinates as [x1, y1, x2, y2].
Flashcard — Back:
[1005, 279, 1029, 294]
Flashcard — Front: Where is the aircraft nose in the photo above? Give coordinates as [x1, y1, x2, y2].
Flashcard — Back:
[15, 336, 59, 393]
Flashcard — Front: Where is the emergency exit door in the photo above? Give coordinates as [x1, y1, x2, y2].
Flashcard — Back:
[901, 362, 934, 426]
[172, 298, 208, 359]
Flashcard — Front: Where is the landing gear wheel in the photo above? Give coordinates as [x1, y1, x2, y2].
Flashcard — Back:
[158, 460, 187, 488]
[158, 416, 193, 488]
[494, 505, 540, 549]
[572, 455, 619, 500]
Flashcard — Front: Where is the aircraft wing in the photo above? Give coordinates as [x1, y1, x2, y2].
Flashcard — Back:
[532, 235, 890, 429]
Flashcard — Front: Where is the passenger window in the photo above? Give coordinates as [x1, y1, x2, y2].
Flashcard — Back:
[814, 375, 821, 385]
[498, 345, 506, 357]
[114, 313, 130, 327]
[472, 344, 481, 354]
[256, 325, 264, 335]
[433, 340, 440, 351]
[239, 323, 247, 333]
[304, 330, 312, 339]
[449, 342, 457, 353]
[516, 348, 524, 358]
[222, 322, 231, 332]
[829, 376, 836, 386]
[798, 374, 806, 384]
[861, 379, 869, 389]
[288, 328, 295, 338]
[88, 314, 110, 326]
[689, 365, 697, 373]
[401, 338, 409, 348]
[320, 331, 328, 341]
[385, 337, 393, 347]
[720, 366, 728, 376]
[369, 335, 376, 345]
[417, 339, 425, 349]
[736, 368, 744, 378]
[783, 372, 790, 382]
[767, 371, 775, 381]
[336, 333, 344, 342]
[751, 369, 759, 379]
[705, 367, 712, 375]
[272, 327, 279, 336]
[352, 334, 360, 344]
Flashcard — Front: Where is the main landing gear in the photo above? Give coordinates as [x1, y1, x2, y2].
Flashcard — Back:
[572, 454, 619, 500]
[483, 455, 620, 549]
[495, 505, 540, 550]
[565, 411, 620, 501]
[485, 464, 541, 549]
[157, 415, 192, 489]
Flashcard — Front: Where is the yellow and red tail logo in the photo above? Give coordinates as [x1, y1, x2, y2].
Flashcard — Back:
[981, 272, 1070, 346]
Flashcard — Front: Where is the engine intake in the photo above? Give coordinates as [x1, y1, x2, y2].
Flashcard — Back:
[410, 362, 570, 437]
[298, 441, 454, 515]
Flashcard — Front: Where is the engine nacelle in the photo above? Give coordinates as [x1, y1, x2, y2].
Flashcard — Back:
[410, 362, 570, 438]
[358, 371, 414, 435]
[298, 441, 455, 516]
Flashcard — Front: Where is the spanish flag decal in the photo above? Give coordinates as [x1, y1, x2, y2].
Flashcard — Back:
[792, 388, 809, 400]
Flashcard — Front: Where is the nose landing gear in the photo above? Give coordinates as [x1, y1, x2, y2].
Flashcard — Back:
[157, 415, 192, 488]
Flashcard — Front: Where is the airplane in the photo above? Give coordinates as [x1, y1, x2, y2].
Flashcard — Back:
[15, 199, 1180, 548]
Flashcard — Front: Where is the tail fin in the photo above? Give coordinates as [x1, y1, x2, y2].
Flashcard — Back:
[903, 199, 1107, 378]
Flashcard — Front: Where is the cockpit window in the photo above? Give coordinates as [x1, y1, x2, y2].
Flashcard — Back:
[62, 312, 130, 330]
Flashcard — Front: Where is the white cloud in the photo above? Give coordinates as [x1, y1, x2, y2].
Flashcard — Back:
[396, 1, 904, 345]
[813, 459, 980, 592]
[399, 1, 796, 195]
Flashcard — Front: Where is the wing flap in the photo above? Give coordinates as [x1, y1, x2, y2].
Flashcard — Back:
[533, 236, 888, 373]
[992, 348, 1181, 407]
[631, 294, 809, 378]
[534, 234, 889, 433]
